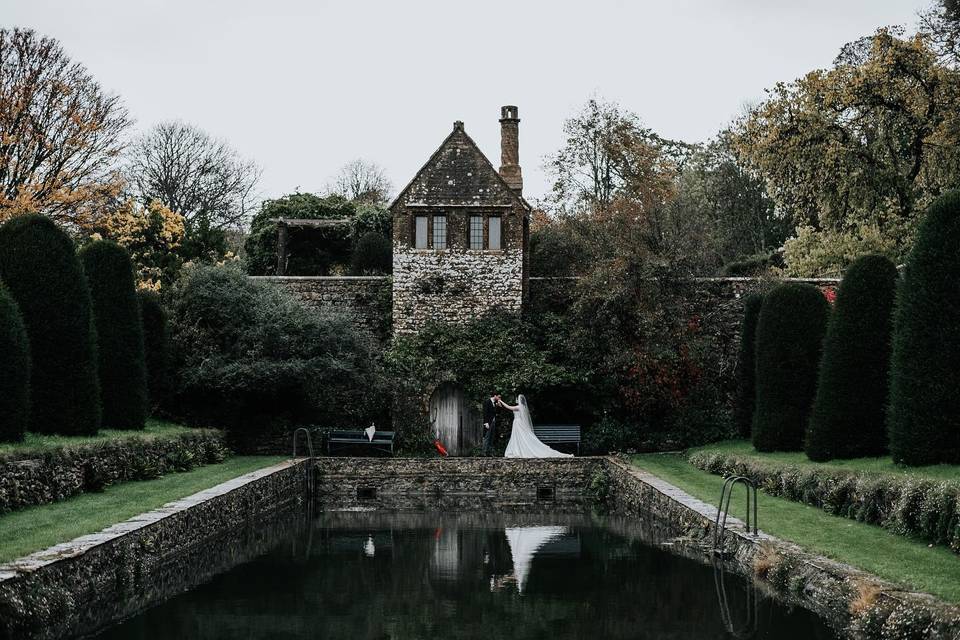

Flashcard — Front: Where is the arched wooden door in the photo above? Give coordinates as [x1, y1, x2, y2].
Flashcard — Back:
[429, 384, 481, 456]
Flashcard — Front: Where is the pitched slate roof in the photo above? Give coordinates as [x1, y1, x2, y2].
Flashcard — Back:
[389, 122, 530, 211]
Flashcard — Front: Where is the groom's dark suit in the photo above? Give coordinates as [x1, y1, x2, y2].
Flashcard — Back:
[482, 397, 498, 455]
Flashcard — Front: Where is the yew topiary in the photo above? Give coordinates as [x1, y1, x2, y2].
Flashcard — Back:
[752, 283, 830, 452]
[888, 191, 960, 465]
[0, 215, 100, 435]
[138, 289, 169, 411]
[733, 293, 764, 438]
[805, 255, 898, 461]
[80, 240, 148, 429]
[0, 283, 30, 442]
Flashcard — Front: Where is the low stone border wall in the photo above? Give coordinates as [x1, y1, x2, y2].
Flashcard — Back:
[0, 428, 228, 515]
[314, 456, 605, 510]
[602, 458, 960, 640]
[0, 458, 310, 640]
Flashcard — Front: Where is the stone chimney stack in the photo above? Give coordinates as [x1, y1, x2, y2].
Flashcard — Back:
[499, 105, 522, 195]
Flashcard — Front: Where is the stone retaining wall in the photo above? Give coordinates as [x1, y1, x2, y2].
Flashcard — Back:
[0, 459, 310, 640]
[314, 456, 604, 510]
[251, 275, 391, 340]
[601, 458, 960, 640]
[5, 455, 956, 640]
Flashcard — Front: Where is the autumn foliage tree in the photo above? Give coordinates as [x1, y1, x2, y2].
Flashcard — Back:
[0, 28, 130, 224]
[735, 29, 960, 276]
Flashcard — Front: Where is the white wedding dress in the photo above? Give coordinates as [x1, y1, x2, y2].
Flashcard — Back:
[504, 395, 573, 458]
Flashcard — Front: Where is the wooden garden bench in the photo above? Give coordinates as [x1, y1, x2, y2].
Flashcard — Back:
[533, 424, 581, 455]
[327, 430, 395, 456]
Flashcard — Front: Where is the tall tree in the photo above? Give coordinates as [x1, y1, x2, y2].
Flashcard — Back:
[0, 214, 101, 435]
[80, 240, 148, 430]
[735, 29, 960, 276]
[126, 121, 260, 259]
[328, 159, 393, 205]
[545, 98, 681, 215]
[0, 28, 130, 224]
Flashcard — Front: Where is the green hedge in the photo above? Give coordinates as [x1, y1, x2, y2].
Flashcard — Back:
[888, 191, 960, 465]
[351, 230, 392, 275]
[733, 293, 763, 439]
[0, 284, 30, 442]
[689, 450, 960, 553]
[806, 255, 898, 461]
[0, 215, 100, 435]
[0, 428, 228, 514]
[80, 240, 148, 430]
[752, 283, 830, 452]
[139, 289, 169, 410]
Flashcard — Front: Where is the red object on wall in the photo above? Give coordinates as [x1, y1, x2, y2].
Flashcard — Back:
[822, 287, 837, 304]
[434, 439, 449, 457]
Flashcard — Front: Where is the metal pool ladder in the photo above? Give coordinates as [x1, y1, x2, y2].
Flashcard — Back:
[713, 476, 758, 554]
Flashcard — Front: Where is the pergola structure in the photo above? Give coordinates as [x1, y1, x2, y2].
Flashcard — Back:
[271, 218, 353, 275]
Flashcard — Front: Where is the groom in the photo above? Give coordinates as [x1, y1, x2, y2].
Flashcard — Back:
[482, 393, 501, 456]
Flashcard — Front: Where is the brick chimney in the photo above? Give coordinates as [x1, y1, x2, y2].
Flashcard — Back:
[499, 105, 522, 195]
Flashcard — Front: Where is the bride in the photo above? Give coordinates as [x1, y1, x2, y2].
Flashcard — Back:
[499, 395, 572, 459]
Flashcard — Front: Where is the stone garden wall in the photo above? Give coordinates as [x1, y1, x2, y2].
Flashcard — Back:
[251, 275, 391, 340]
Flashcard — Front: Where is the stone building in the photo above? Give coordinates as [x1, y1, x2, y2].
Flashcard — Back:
[390, 106, 532, 335]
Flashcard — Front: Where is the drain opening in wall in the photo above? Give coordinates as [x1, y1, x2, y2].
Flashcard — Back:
[537, 485, 556, 501]
[357, 487, 377, 500]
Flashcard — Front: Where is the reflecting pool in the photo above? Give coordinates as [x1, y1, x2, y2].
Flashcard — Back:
[90, 511, 838, 639]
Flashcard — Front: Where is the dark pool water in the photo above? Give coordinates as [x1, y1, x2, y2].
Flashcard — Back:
[91, 511, 838, 640]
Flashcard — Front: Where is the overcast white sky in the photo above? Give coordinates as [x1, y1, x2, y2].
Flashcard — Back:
[6, 0, 930, 204]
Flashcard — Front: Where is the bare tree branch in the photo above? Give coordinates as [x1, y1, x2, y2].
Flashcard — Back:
[126, 121, 261, 231]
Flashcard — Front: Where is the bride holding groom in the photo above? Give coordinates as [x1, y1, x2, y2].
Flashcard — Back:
[482, 393, 572, 458]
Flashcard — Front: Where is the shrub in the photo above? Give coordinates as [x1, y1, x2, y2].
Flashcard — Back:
[139, 289, 169, 411]
[0, 215, 100, 435]
[0, 284, 30, 442]
[244, 193, 356, 275]
[752, 283, 829, 451]
[350, 231, 392, 275]
[166, 264, 387, 443]
[688, 450, 960, 553]
[733, 293, 763, 438]
[888, 191, 960, 465]
[80, 241, 148, 429]
[0, 427, 227, 514]
[805, 255, 898, 461]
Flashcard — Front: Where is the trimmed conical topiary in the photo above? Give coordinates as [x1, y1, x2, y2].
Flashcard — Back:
[752, 282, 830, 452]
[80, 240, 148, 430]
[138, 289, 168, 412]
[0, 215, 100, 435]
[805, 255, 898, 461]
[734, 293, 764, 439]
[888, 191, 960, 465]
[0, 283, 30, 442]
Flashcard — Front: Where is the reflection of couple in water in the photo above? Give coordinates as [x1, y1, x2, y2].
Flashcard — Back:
[486, 525, 570, 594]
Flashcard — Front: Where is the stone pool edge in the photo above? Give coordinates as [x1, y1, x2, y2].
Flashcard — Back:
[0, 457, 311, 640]
[604, 457, 960, 639]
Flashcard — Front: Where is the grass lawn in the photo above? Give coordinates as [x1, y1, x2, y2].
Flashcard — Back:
[0, 418, 196, 457]
[0, 455, 285, 564]
[690, 439, 960, 481]
[630, 452, 960, 603]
